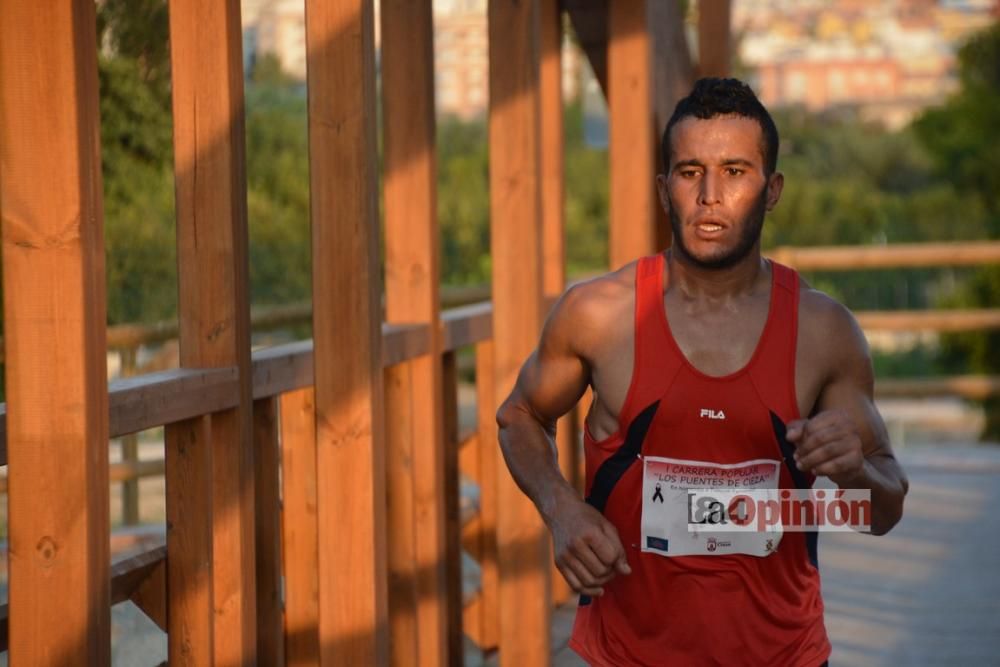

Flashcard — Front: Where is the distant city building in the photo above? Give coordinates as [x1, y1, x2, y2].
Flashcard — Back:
[253, 0, 307, 80]
[734, 0, 996, 127]
[242, 0, 583, 118]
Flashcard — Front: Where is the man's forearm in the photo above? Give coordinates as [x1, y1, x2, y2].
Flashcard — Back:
[496, 406, 578, 523]
[837, 454, 907, 535]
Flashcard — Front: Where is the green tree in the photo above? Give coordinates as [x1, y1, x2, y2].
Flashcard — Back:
[913, 23, 1000, 439]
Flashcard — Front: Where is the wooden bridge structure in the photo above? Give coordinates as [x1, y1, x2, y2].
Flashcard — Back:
[1, 1, 998, 666]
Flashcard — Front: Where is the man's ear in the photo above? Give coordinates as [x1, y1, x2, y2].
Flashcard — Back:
[765, 171, 784, 211]
[656, 174, 670, 214]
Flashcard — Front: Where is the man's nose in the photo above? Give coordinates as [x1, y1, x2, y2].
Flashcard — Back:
[698, 172, 722, 207]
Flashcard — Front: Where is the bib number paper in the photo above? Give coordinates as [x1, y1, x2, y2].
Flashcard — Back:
[640, 456, 783, 557]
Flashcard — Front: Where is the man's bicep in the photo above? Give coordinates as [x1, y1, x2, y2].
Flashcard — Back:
[508, 288, 593, 425]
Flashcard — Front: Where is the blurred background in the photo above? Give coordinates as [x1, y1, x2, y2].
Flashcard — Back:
[2, 1, 999, 664]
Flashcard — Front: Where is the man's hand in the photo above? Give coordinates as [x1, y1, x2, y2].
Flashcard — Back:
[546, 492, 632, 597]
[786, 409, 866, 487]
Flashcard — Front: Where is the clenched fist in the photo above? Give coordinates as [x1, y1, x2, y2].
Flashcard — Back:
[545, 492, 632, 596]
[786, 409, 866, 487]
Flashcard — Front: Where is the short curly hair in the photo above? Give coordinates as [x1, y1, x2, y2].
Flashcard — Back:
[662, 78, 779, 174]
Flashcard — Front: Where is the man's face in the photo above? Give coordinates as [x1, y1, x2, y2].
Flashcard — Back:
[656, 115, 783, 270]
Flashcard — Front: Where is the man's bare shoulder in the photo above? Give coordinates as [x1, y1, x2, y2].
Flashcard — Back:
[546, 261, 636, 356]
[797, 280, 870, 369]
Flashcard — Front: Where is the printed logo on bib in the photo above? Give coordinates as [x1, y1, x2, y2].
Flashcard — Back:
[641, 456, 783, 558]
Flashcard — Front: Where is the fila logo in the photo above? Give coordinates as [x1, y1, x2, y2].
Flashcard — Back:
[699, 408, 726, 420]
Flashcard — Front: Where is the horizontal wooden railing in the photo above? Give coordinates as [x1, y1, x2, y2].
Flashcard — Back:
[771, 240, 1000, 270]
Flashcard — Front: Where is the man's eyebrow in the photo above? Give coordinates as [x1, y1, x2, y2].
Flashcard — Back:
[721, 158, 755, 167]
[672, 159, 704, 170]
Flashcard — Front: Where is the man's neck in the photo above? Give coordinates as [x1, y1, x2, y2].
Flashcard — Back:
[664, 245, 768, 302]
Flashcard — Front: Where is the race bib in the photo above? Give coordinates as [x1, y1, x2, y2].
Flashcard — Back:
[640, 456, 783, 557]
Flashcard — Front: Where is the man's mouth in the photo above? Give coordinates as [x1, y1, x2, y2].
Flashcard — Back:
[693, 219, 727, 238]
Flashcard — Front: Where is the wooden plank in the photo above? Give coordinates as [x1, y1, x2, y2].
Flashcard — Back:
[540, 0, 566, 300]
[129, 559, 168, 633]
[441, 302, 494, 351]
[254, 397, 284, 665]
[0, 1, 111, 663]
[608, 0, 657, 269]
[440, 353, 465, 664]
[380, 1, 449, 664]
[646, 0, 694, 133]
[0, 542, 168, 652]
[540, 0, 575, 608]
[121, 348, 141, 525]
[770, 241, 1000, 271]
[875, 375, 1000, 400]
[168, 0, 256, 663]
[110, 543, 167, 612]
[462, 341, 500, 649]
[250, 323, 430, 400]
[383, 363, 421, 666]
[697, 0, 731, 78]
[564, 0, 609, 97]
[0, 460, 162, 494]
[575, 387, 593, 495]
[165, 416, 214, 665]
[253, 340, 316, 400]
[855, 309, 1000, 332]
[0, 367, 235, 467]
[111, 367, 240, 438]
[488, 1, 552, 663]
[280, 388, 320, 666]
[305, 0, 387, 661]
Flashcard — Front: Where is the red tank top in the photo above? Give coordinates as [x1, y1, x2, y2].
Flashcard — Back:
[569, 253, 831, 666]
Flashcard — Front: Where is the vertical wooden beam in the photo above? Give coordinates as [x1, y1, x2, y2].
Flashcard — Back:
[698, 0, 732, 79]
[305, 0, 387, 663]
[439, 353, 465, 666]
[488, 1, 552, 665]
[647, 0, 693, 252]
[608, 0, 657, 268]
[121, 347, 141, 525]
[383, 364, 420, 666]
[0, 1, 110, 663]
[280, 388, 320, 666]
[255, 397, 284, 665]
[380, 2, 448, 665]
[540, 0, 566, 302]
[167, 0, 256, 663]
[461, 341, 499, 649]
[539, 0, 575, 608]
[165, 417, 214, 664]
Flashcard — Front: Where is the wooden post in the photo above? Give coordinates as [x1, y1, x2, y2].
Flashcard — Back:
[698, 0, 732, 79]
[539, 0, 576, 608]
[461, 341, 500, 649]
[380, 1, 449, 664]
[280, 388, 320, 666]
[608, 0, 658, 268]
[305, 0, 388, 663]
[383, 364, 421, 666]
[439, 353, 465, 665]
[121, 347, 141, 525]
[488, 0, 552, 664]
[254, 397, 284, 665]
[167, 0, 257, 664]
[0, 1, 111, 663]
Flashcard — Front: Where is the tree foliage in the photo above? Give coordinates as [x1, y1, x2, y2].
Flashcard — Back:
[912, 23, 1000, 438]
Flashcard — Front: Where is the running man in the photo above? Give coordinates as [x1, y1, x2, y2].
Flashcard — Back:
[495, 78, 908, 666]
